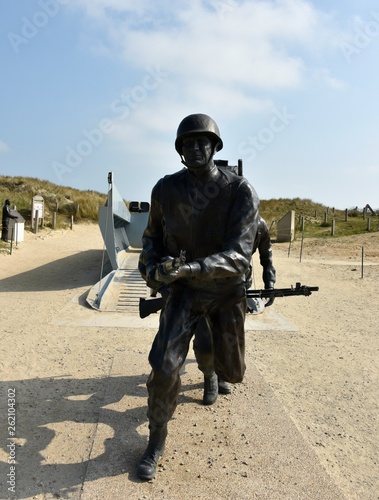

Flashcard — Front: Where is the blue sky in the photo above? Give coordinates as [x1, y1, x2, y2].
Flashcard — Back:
[1, 0, 378, 209]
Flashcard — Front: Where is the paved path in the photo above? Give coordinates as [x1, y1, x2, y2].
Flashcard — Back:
[80, 350, 346, 500]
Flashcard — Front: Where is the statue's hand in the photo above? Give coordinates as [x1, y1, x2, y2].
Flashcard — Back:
[154, 257, 191, 284]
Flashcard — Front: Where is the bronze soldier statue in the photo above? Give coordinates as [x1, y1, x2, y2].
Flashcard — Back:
[137, 113, 260, 480]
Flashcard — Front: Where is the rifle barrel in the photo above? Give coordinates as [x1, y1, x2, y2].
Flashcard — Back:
[246, 283, 319, 299]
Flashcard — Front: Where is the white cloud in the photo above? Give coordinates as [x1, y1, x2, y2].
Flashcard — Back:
[367, 165, 379, 175]
[312, 67, 347, 89]
[72, 0, 150, 18]
[73, 0, 341, 91]
[360, 165, 379, 177]
[348, 165, 379, 176]
[0, 140, 10, 153]
[70, 0, 350, 172]
[70, 0, 349, 150]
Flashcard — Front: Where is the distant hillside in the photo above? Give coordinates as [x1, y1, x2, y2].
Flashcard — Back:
[260, 198, 378, 238]
[1, 175, 378, 238]
[0, 175, 107, 226]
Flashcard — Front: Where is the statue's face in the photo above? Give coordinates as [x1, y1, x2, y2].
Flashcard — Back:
[181, 135, 214, 171]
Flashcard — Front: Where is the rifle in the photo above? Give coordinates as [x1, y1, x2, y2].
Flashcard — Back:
[246, 282, 319, 299]
[139, 282, 319, 319]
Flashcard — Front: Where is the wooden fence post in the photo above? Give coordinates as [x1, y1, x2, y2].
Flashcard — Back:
[300, 231, 304, 262]
[288, 235, 292, 257]
[361, 246, 364, 279]
[34, 210, 39, 234]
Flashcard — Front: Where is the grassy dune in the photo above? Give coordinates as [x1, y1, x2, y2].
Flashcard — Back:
[1, 175, 378, 241]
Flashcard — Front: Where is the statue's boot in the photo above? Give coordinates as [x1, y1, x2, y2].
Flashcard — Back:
[137, 424, 167, 480]
[203, 372, 218, 405]
[218, 378, 232, 394]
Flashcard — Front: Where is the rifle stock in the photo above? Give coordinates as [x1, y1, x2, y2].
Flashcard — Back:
[139, 282, 319, 319]
[139, 297, 165, 319]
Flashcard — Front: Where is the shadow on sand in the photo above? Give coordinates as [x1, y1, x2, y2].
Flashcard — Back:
[1, 250, 112, 293]
[0, 366, 201, 499]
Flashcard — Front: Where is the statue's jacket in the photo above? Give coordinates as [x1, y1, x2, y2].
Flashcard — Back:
[139, 166, 260, 291]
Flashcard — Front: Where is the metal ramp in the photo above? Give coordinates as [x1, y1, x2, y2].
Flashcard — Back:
[86, 253, 149, 313]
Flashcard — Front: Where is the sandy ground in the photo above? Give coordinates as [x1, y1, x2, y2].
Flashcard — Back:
[0, 223, 378, 500]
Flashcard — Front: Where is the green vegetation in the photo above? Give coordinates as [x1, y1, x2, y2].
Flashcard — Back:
[260, 197, 379, 239]
[0, 175, 107, 228]
[1, 176, 378, 244]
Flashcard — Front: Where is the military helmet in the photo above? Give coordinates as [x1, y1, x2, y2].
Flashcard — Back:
[175, 113, 223, 154]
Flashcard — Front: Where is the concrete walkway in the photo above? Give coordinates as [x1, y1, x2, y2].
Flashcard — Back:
[78, 348, 346, 500]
